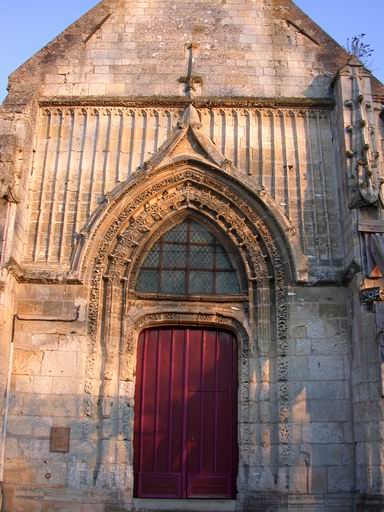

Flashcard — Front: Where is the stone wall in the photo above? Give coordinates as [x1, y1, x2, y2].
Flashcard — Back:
[1, 0, 384, 511]
[287, 286, 353, 498]
[33, 0, 341, 100]
[2, 282, 356, 512]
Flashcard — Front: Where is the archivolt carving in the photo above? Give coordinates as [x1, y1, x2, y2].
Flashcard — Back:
[118, 311, 251, 446]
[84, 164, 291, 474]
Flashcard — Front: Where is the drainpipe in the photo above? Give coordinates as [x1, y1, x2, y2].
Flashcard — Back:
[0, 315, 16, 487]
[0, 307, 81, 507]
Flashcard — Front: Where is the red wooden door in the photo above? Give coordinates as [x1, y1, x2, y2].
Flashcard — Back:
[134, 327, 238, 499]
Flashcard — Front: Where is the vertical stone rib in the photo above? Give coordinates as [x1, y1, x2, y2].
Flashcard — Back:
[316, 112, 332, 263]
[145, 110, 156, 164]
[101, 109, 112, 199]
[245, 111, 251, 176]
[158, 110, 169, 149]
[115, 110, 124, 184]
[104, 109, 120, 192]
[261, 111, 272, 195]
[58, 109, 75, 263]
[166, 109, 173, 137]
[209, 109, 215, 142]
[270, 111, 276, 200]
[304, 112, 319, 262]
[212, 110, 220, 147]
[256, 110, 263, 185]
[87, 110, 100, 219]
[127, 110, 136, 177]
[221, 110, 226, 157]
[119, 111, 129, 182]
[292, 113, 306, 254]
[45, 109, 63, 262]
[152, 110, 160, 154]
[233, 109, 239, 169]
[63, 108, 82, 262]
[139, 110, 148, 168]
[280, 111, 290, 219]
[73, 109, 89, 238]
[32, 110, 52, 261]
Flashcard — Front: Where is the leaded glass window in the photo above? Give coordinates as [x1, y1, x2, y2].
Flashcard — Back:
[136, 220, 241, 295]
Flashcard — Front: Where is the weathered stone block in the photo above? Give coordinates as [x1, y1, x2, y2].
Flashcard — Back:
[310, 466, 327, 494]
[41, 351, 78, 377]
[13, 499, 42, 512]
[289, 466, 308, 493]
[302, 423, 344, 444]
[327, 465, 354, 493]
[13, 349, 43, 376]
[31, 334, 59, 350]
[308, 355, 344, 380]
[308, 400, 350, 422]
[42, 502, 82, 512]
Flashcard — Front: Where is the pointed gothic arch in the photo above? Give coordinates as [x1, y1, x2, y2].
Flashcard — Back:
[78, 158, 296, 495]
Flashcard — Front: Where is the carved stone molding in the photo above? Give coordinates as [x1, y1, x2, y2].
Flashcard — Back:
[39, 96, 335, 110]
[83, 164, 291, 477]
[76, 165, 301, 284]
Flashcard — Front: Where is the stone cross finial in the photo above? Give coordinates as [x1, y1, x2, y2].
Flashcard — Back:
[178, 42, 203, 98]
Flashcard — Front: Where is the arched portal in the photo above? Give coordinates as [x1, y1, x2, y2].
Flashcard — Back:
[78, 162, 295, 503]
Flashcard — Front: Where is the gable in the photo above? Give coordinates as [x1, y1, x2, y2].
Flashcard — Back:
[5, 0, 383, 104]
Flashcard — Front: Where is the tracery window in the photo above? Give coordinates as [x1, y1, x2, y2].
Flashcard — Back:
[136, 220, 241, 295]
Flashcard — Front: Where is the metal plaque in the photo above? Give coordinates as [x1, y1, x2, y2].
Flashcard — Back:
[50, 427, 70, 453]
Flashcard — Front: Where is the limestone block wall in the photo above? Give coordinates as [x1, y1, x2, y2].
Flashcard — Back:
[349, 284, 384, 499]
[2, 281, 356, 511]
[286, 286, 354, 499]
[37, 0, 338, 100]
[24, 105, 342, 276]
[4, 283, 92, 508]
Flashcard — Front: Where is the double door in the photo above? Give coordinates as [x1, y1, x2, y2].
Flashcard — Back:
[133, 327, 238, 499]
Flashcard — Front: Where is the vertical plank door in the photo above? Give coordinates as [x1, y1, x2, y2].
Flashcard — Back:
[134, 327, 237, 499]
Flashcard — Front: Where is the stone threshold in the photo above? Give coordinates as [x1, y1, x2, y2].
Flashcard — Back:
[133, 498, 236, 512]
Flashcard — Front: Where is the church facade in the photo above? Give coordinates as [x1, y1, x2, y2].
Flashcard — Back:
[0, 1, 384, 511]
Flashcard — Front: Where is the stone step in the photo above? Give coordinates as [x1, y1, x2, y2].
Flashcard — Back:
[133, 499, 236, 512]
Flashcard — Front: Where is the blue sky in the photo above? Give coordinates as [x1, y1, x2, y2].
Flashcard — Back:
[0, 0, 383, 103]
